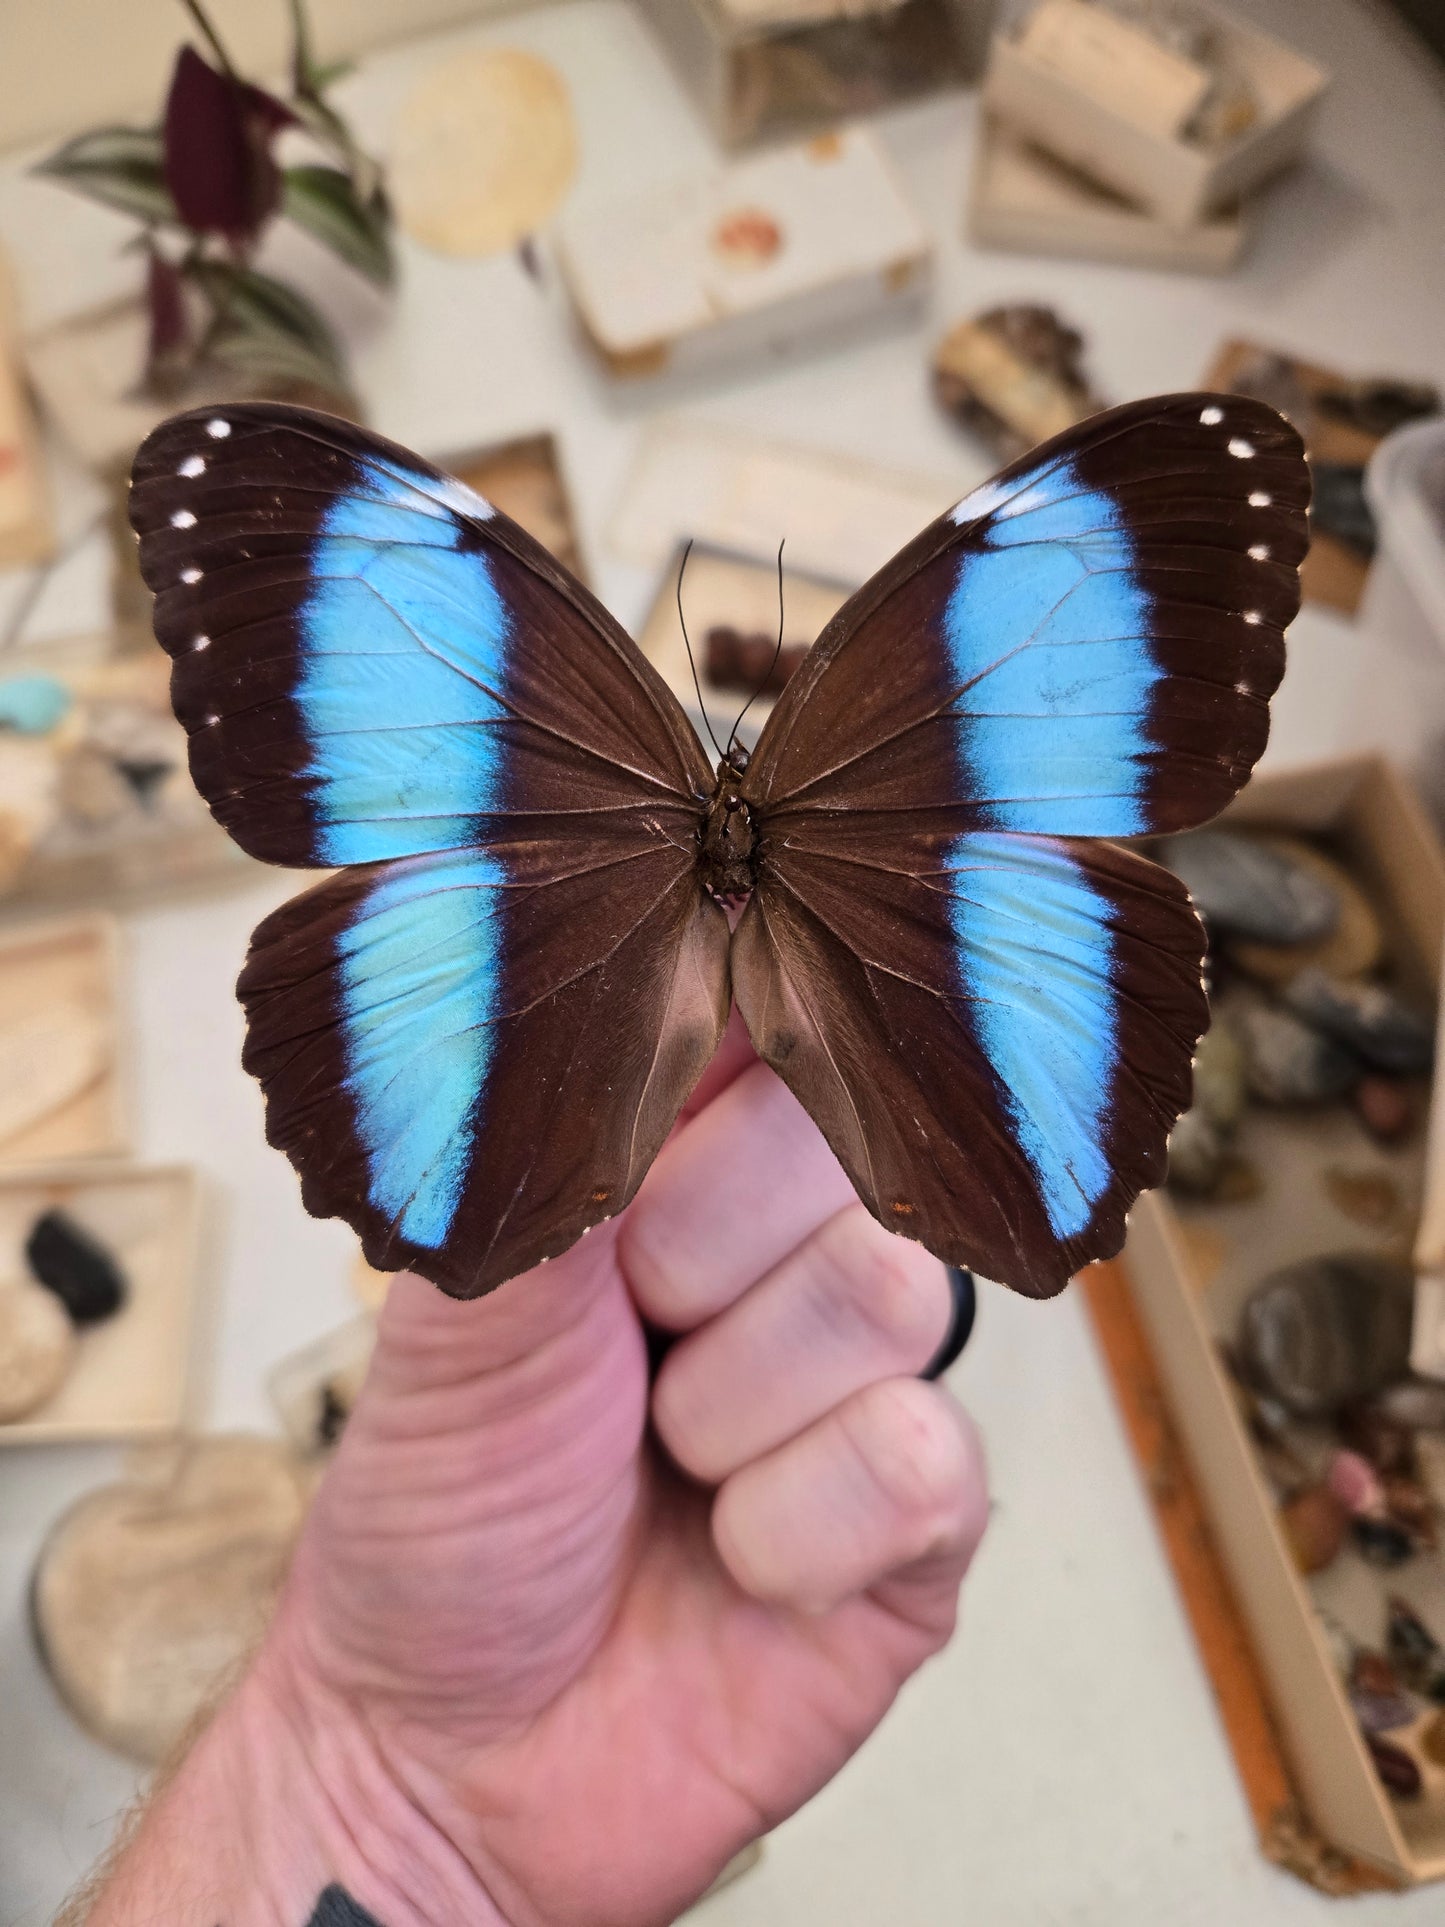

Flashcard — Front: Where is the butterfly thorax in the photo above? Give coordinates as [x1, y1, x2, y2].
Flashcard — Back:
[699, 756, 758, 902]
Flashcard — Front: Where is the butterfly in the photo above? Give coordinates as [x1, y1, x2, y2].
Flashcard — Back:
[129, 394, 1308, 1300]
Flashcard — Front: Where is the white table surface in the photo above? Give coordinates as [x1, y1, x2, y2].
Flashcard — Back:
[4, 2, 1445, 1921]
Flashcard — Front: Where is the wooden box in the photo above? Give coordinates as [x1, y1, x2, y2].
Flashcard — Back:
[554, 127, 931, 384]
[0, 1161, 201, 1445]
[1123, 755, 1445, 1885]
[984, 1, 1327, 227]
[637, 0, 996, 151]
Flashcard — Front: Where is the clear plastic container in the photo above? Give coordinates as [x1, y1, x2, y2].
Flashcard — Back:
[1364, 415, 1445, 666]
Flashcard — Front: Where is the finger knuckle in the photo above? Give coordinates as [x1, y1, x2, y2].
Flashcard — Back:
[820, 1208, 949, 1364]
[850, 1378, 974, 1528]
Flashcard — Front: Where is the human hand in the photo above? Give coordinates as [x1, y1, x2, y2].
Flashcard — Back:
[87, 1021, 988, 1927]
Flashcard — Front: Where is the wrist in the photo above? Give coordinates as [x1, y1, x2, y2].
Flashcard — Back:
[82, 1629, 514, 1927]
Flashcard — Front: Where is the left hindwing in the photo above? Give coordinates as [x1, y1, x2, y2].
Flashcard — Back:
[735, 394, 1309, 1295]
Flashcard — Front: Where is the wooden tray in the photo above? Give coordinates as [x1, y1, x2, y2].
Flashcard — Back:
[0, 912, 127, 1169]
[0, 1161, 201, 1445]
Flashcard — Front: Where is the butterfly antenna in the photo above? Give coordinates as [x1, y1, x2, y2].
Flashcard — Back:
[677, 539, 727, 764]
[727, 538, 786, 762]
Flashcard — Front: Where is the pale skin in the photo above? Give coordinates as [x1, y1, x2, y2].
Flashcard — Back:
[80, 1018, 989, 1927]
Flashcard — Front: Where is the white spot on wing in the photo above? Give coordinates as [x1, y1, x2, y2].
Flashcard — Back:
[193, 635, 211, 651]
[1243, 610, 1262, 625]
[950, 476, 1012, 525]
[206, 418, 231, 439]
[429, 473, 496, 521]
[170, 509, 196, 528]
[179, 454, 205, 478]
[204, 711, 219, 725]
[1249, 490, 1271, 508]
[180, 567, 202, 584]
[1248, 543, 1270, 560]
[1228, 437, 1255, 459]
[1200, 405, 1224, 425]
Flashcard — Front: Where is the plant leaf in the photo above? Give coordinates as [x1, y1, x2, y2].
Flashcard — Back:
[282, 165, 393, 285]
[190, 259, 346, 393]
[35, 126, 179, 225]
[163, 44, 280, 240]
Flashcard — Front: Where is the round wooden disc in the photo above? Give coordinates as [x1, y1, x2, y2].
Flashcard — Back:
[390, 49, 578, 256]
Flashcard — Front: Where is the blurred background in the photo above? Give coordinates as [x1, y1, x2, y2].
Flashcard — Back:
[2, 1, 1445, 1920]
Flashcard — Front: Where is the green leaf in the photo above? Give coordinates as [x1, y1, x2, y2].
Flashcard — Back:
[189, 259, 346, 394]
[282, 164, 393, 285]
[36, 126, 179, 226]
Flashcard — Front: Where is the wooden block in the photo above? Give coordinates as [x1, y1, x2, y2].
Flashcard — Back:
[0, 1161, 201, 1444]
[1017, 0, 1211, 141]
[969, 117, 1245, 273]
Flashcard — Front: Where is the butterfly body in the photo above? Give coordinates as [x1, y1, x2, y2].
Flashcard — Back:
[130, 395, 1308, 1302]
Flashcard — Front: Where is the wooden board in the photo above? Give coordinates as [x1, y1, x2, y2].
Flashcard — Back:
[1083, 1257, 1398, 1897]
[0, 1161, 200, 1444]
[0, 913, 126, 1169]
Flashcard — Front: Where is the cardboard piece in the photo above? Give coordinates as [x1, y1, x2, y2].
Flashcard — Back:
[985, 2, 1326, 227]
[0, 1161, 201, 1445]
[1121, 756, 1445, 1886]
[969, 117, 1245, 274]
[1016, 0, 1211, 142]
[607, 417, 954, 584]
[555, 129, 931, 381]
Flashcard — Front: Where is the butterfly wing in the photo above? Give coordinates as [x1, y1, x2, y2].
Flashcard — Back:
[736, 394, 1308, 1295]
[130, 405, 728, 1296]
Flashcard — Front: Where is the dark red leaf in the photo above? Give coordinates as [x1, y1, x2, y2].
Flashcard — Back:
[162, 44, 280, 241]
[238, 81, 297, 137]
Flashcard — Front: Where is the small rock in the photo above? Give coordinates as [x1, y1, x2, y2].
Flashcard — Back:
[1238, 1255, 1415, 1417]
[1349, 1651, 1415, 1734]
[1327, 1449, 1384, 1516]
[1240, 1005, 1359, 1105]
[1285, 969, 1434, 1075]
[1324, 1166, 1403, 1229]
[1421, 1708, 1445, 1768]
[1167, 1106, 1225, 1195]
[0, 673, 72, 736]
[1366, 1733, 1422, 1799]
[26, 1210, 128, 1326]
[1212, 1154, 1263, 1204]
[1317, 378, 1441, 440]
[1379, 1380, 1445, 1430]
[1159, 831, 1340, 945]
[1387, 1598, 1445, 1701]
[0, 1280, 76, 1421]
[1339, 1404, 1419, 1477]
[1354, 1517, 1416, 1567]
[1229, 843, 1383, 986]
[1280, 1484, 1349, 1573]
[1193, 1018, 1248, 1130]
[1309, 461, 1376, 558]
[1353, 1075, 1417, 1144]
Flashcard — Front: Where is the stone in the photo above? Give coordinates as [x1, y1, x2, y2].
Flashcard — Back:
[1238, 1254, 1414, 1417]
[1323, 1167, 1403, 1229]
[1339, 1404, 1419, 1477]
[1158, 830, 1340, 945]
[1308, 461, 1376, 557]
[1387, 1598, 1445, 1701]
[1192, 1016, 1248, 1129]
[1349, 1647, 1415, 1734]
[1240, 1004, 1360, 1105]
[26, 1209, 128, 1325]
[1353, 1075, 1417, 1144]
[1285, 969, 1434, 1076]
[1228, 842, 1383, 986]
[0, 1279, 76, 1422]
[1379, 1380, 1445, 1430]
[1366, 1734, 1422, 1799]
[1326, 1449, 1384, 1517]
[1280, 1484, 1348, 1573]
[0, 672, 72, 735]
[1421, 1708, 1445, 1768]
[1353, 1517, 1415, 1567]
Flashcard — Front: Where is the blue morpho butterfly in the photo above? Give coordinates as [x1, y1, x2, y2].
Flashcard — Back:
[129, 395, 1308, 1300]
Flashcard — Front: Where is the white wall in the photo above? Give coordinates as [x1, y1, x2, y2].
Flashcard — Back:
[0, 0, 545, 155]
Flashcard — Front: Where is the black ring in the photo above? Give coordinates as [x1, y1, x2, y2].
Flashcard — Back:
[920, 1267, 976, 1380]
